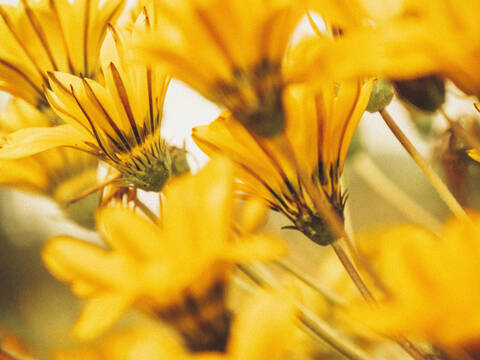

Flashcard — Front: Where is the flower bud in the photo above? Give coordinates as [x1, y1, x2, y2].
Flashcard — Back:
[394, 75, 445, 112]
[366, 79, 394, 113]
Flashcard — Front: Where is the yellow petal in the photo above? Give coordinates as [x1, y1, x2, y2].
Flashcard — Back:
[162, 157, 234, 264]
[239, 198, 269, 234]
[42, 236, 128, 290]
[229, 291, 296, 360]
[96, 206, 164, 260]
[0, 158, 49, 192]
[467, 149, 480, 162]
[0, 124, 91, 159]
[226, 234, 287, 263]
[72, 294, 133, 340]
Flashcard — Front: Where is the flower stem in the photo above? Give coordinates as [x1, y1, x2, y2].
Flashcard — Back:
[331, 242, 427, 360]
[331, 241, 375, 304]
[379, 108, 469, 222]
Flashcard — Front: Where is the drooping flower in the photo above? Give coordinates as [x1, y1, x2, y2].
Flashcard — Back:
[0, 0, 124, 109]
[135, 0, 302, 137]
[0, 98, 99, 227]
[0, 16, 188, 192]
[309, 0, 480, 99]
[193, 78, 373, 246]
[42, 158, 286, 346]
[351, 213, 480, 352]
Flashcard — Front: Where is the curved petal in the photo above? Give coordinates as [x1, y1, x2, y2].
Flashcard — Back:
[0, 124, 92, 159]
[96, 206, 164, 260]
[72, 294, 133, 340]
[42, 236, 128, 290]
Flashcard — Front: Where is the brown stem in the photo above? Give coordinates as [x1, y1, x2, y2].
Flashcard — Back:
[331, 241, 375, 304]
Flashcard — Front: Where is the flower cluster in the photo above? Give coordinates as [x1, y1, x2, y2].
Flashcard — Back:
[0, 0, 480, 360]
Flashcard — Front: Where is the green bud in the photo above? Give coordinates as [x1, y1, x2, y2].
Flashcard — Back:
[393, 75, 445, 112]
[366, 79, 394, 113]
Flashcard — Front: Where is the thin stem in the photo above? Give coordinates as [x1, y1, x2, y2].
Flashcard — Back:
[352, 153, 443, 233]
[331, 241, 375, 305]
[379, 108, 469, 222]
[237, 265, 373, 360]
[274, 259, 347, 306]
[67, 174, 121, 205]
[331, 243, 427, 360]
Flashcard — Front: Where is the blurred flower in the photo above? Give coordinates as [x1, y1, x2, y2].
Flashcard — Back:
[0, 98, 99, 227]
[352, 213, 480, 351]
[135, 0, 302, 137]
[0, 0, 124, 109]
[42, 158, 286, 345]
[193, 77, 372, 245]
[0, 17, 188, 192]
[51, 292, 296, 360]
[310, 0, 480, 98]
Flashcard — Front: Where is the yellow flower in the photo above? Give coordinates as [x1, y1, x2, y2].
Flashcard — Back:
[51, 292, 296, 360]
[0, 18, 188, 192]
[311, 0, 480, 98]
[352, 213, 480, 350]
[0, 98, 98, 211]
[135, 0, 302, 137]
[193, 78, 372, 246]
[0, 0, 124, 108]
[42, 158, 286, 343]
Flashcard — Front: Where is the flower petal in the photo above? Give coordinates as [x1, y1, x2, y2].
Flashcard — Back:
[72, 294, 133, 340]
[0, 124, 91, 159]
[229, 291, 296, 360]
[96, 206, 164, 260]
[226, 234, 287, 263]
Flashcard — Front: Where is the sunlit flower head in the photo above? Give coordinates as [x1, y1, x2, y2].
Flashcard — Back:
[352, 213, 480, 352]
[0, 18, 189, 192]
[135, 0, 302, 137]
[0, 99, 99, 222]
[311, 0, 480, 99]
[0, 0, 124, 109]
[42, 158, 286, 346]
[193, 78, 372, 246]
